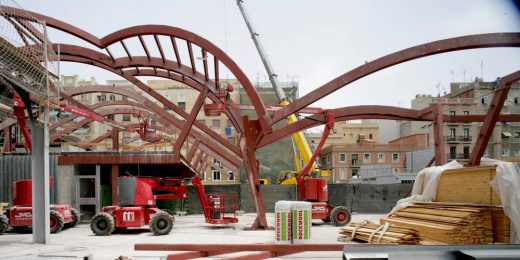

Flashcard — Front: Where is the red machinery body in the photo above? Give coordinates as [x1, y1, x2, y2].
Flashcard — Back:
[99, 206, 163, 228]
[0, 179, 80, 234]
[192, 175, 238, 224]
[91, 176, 176, 236]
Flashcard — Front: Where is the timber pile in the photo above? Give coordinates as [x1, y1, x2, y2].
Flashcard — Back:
[436, 166, 501, 205]
[491, 206, 510, 243]
[381, 202, 493, 244]
[339, 221, 419, 244]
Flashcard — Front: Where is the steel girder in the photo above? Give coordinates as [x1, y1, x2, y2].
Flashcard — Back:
[469, 70, 520, 166]
[269, 33, 520, 126]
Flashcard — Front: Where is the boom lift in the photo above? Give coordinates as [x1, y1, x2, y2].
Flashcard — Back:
[235, 0, 351, 225]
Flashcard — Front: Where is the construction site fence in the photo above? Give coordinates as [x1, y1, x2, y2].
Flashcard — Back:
[186, 183, 413, 215]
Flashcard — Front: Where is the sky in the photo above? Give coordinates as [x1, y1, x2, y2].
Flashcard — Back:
[13, 0, 520, 109]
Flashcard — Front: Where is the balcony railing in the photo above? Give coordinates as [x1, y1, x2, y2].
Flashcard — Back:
[445, 135, 472, 142]
[446, 153, 470, 160]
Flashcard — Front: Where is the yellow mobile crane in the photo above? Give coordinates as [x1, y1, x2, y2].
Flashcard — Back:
[236, 1, 330, 185]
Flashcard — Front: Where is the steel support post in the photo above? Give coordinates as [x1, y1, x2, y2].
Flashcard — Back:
[2, 126, 12, 153]
[111, 164, 119, 205]
[433, 103, 445, 166]
[240, 116, 269, 229]
[31, 114, 50, 243]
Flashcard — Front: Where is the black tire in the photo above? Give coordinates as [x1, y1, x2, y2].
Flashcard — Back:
[90, 212, 115, 236]
[330, 206, 351, 226]
[67, 208, 80, 228]
[149, 211, 173, 236]
[50, 210, 65, 233]
[0, 214, 9, 234]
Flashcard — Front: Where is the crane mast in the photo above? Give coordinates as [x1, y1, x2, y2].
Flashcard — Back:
[236, 0, 319, 180]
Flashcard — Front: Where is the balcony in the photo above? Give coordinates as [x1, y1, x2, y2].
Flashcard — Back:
[445, 135, 472, 143]
[446, 153, 470, 161]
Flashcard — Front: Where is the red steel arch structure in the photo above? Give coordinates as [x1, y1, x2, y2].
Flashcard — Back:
[0, 6, 519, 230]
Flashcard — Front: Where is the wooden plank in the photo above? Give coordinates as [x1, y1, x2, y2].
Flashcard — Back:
[436, 166, 501, 205]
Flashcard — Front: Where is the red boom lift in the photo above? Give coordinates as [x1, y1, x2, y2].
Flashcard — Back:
[90, 174, 238, 236]
[0, 179, 80, 234]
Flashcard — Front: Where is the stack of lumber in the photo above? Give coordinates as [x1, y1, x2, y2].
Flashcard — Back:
[339, 221, 419, 244]
[436, 166, 501, 205]
[491, 207, 510, 243]
[381, 202, 493, 244]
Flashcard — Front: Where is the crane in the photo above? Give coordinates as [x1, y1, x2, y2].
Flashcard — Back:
[235, 0, 350, 225]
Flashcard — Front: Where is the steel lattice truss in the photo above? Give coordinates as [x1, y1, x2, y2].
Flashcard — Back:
[0, 6, 519, 229]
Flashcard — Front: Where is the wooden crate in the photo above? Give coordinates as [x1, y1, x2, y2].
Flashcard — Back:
[435, 166, 501, 205]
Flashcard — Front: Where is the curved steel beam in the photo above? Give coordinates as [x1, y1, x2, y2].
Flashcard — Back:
[270, 32, 520, 124]
[99, 25, 270, 132]
[258, 105, 520, 148]
[3, 7, 268, 132]
[56, 46, 240, 156]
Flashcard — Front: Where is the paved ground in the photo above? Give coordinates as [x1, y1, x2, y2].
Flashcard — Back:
[0, 212, 386, 260]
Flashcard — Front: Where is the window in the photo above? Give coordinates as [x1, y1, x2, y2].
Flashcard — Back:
[178, 101, 186, 110]
[352, 169, 359, 177]
[212, 170, 221, 181]
[501, 149, 510, 156]
[351, 153, 358, 166]
[327, 155, 331, 163]
[449, 128, 456, 139]
[392, 153, 399, 163]
[122, 115, 131, 122]
[213, 158, 222, 168]
[228, 171, 235, 181]
[392, 168, 400, 174]
[363, 153, 370, 163]
[514, 149, 520, 156]
[377, 153, 385, 163]
[450, 146, 456, 159]
[212, 119, 220, 128]
[369, 133, 373, 139]
[122, 96, 128, 101]
[163, 104, 172, 111]
[109, 95, 116, 101]
[97, 95, 106, 102]
[463, 111, 469, 115]
[515, 132, 520, 139]
[481, 98, 486, 104]
[463, 146, 470, 159]
[339, 153, 346, 163]
[515, 97, 519, 104]
[463, 128, 470, 140]
[340, 169, 347, 179]
[449, 111, 456, 116]
[106, 114, 115, 120]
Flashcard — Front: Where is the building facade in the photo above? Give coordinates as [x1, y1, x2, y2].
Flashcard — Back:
[320, 134, 426, 183]
[401, 78, 520, 163]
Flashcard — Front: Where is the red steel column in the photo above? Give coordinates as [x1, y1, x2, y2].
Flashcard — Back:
[240, 116, 269, 230]
[433, 103, 446, 165]
[2, 126, 12, 153]
[173, 90, 207, 163]
[111, 164, 118, 205]
[469, 71, 520, 166]
[112, 128, 119, 151]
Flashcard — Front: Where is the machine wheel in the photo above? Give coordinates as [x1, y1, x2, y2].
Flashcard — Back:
[67, 208, 80, 227]
[90, 212, 115, 236]
[149, 211, 173, 236]
[0, 215, 9, 234]
[330, 206, 351, 226]
[50, 210, 65, 233]
[321, 218, 331, 223]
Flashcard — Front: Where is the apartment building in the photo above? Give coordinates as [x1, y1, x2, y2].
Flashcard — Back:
[402, 78, 520, 163]
[320, 134, 426, 183]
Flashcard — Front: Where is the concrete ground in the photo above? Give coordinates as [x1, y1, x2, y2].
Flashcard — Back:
[0, 212, 386, 260]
